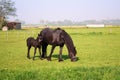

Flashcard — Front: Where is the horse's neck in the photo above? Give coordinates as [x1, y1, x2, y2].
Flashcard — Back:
[65, 39, 74, 53]
[63, 32, 75, 53]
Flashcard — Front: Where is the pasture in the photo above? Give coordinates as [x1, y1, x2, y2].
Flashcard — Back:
[0, 27, 120, 80]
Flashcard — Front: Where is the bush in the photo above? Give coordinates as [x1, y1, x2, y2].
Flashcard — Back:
[0, 17, 7, 29]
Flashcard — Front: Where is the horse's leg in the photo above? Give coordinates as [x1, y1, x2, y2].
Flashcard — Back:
[58, 45, 64, 62]
[38, 47, 42, 60]
[47, 45, 55, 61]
[41, 43, 48, 58]
[33, 47, 37, 60]
[27, 46, 31, 59]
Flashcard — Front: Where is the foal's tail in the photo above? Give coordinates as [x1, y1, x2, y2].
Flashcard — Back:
[26, 38, 29, 47]
[26, 37, 33, 47]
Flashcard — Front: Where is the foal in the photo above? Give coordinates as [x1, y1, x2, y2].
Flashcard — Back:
[26, 35, 42, 60]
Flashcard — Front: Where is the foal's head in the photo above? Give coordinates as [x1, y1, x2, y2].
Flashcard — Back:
[37, 34, 43, 43]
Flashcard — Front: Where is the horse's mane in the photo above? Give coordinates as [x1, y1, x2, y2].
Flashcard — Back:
[61, 30, 76, 54]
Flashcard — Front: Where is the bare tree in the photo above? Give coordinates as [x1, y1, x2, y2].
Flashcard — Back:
[0, 0, 16, 29]
[0, 0, 16, 17]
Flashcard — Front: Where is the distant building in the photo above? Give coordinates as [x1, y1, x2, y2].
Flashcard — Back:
[6, 22, 21, 30]
[86, 24, 105, 28]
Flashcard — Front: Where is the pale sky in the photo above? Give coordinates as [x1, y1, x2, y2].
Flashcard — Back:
[9, 0, 120, 24]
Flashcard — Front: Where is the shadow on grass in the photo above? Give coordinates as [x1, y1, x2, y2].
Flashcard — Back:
[32, 54, 79, 61]
[52, 54, 79, 61]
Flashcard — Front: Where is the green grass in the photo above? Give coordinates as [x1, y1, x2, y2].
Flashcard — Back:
[0, 27, 120, 80]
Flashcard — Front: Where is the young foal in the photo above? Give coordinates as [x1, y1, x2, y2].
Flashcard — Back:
[26, 35, 42, 60]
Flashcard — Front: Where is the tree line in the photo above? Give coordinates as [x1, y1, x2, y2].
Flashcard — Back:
[39, 19, 120, 26]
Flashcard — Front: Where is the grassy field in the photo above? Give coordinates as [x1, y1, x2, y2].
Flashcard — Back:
[0, 27, 120, 80]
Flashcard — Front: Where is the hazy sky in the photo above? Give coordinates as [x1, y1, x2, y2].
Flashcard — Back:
[9, 0, 120, 24]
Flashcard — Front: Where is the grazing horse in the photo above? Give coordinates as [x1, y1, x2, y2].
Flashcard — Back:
[38, 28, 77, 62]
[26, 35, 43, 60]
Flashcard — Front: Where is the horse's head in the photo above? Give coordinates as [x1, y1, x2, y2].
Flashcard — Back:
[37, 34, 43, 43]
[68, 46, 77, 61]
[70, 46, 77, 62]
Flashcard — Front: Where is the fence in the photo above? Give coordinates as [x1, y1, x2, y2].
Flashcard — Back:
[0, 31, 39, 41]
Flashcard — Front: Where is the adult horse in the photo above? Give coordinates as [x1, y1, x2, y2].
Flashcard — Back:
[39, 28, 77, 62]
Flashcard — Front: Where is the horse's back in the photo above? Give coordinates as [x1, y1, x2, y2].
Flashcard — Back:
[40, 28, 65, 44]
[41, 28, 53, 35]
[40, 28, 53, 43]
[27, 37, 34, 42]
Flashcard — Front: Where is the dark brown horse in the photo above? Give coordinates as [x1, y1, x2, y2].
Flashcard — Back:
[26, 35, 43, 60]
[38, 28, 77, 62]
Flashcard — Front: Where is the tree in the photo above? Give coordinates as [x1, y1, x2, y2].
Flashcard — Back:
[0, 0, 16, 29]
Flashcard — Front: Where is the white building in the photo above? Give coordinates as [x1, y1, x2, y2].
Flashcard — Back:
[86, 24, 105, 28]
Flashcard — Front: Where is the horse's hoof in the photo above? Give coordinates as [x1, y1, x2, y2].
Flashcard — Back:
[41, 55, 47, 59]
[71, 58, 77, 62]
[47, 57, 51, 61]
[58, 59, 63, 62]
[40, 57, 43, 60]
[33, 57, 35, 60]
[33, 58, 35, 60]
[27, 56, 30, 59]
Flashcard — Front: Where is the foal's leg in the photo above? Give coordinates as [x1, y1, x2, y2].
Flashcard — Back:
[33, 47, 37, 60]
[58, 46, 64, 62]
[47, 45, 55, 61]
[27, 46, 31, 59]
